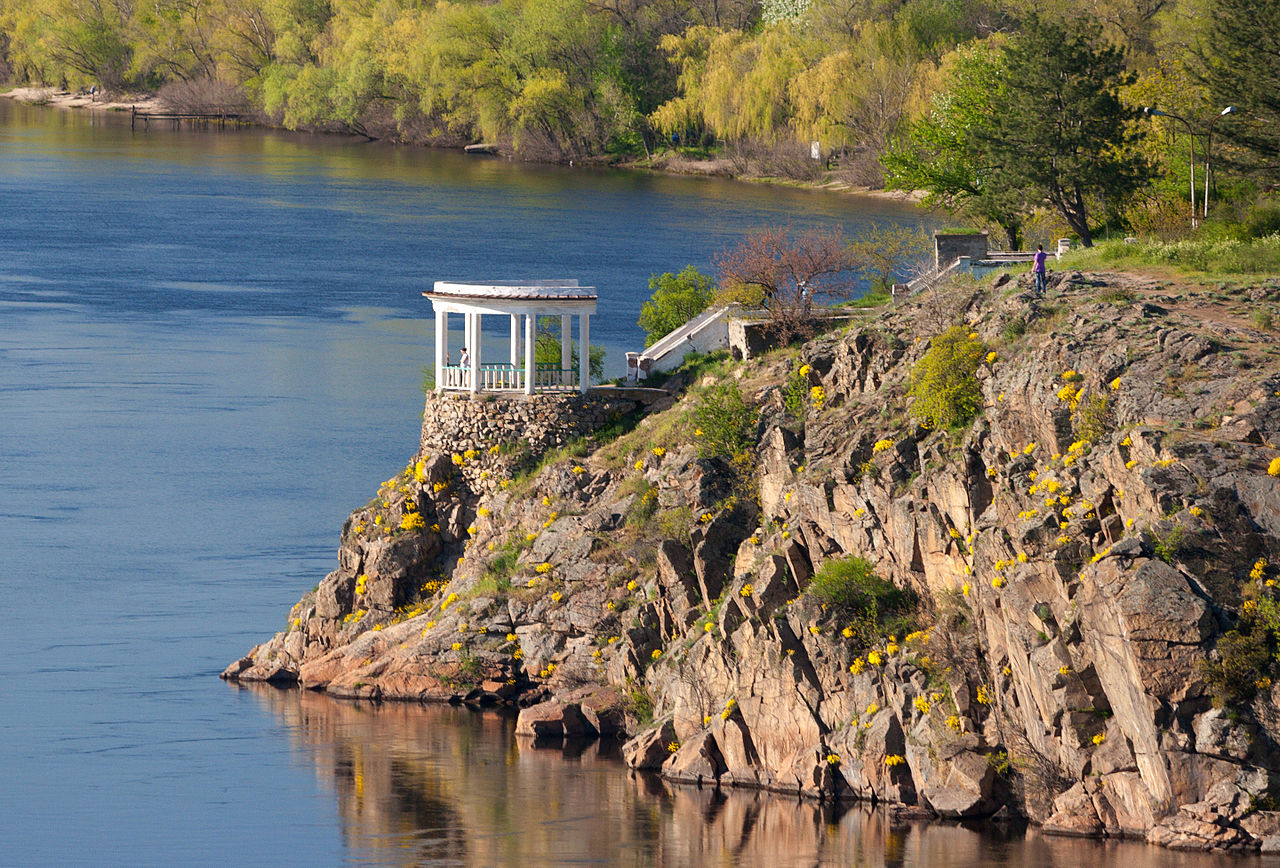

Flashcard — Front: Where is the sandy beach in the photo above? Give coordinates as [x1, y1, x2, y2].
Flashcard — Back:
[1, 85, 161, 114]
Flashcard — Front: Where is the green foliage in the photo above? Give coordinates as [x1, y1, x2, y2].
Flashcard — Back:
[1064, 234, 1280, 276]
[908, 325, 985, 429]
[691, 381, 760, 468]
[1197, 0, 1280, 176]
[781, 365, 809, 419]
[1246, 203, 1280, 239]
[1152, 524, 1186, 564]
[622, 683, 654, 724]
[534, 315, 604, 383]
[975, 16, 1151, 247]
[839, 287, 893, 309]
[807, 555, 918, 648]
[656, 505, 693, 541]
[1202, 626, 1272, 707]
[883, 37, 1027, 249]
[638, 265, 715, 347]
[1002, 316, 1027, 340]
[621, 477, 659, 529]
[1073, 393, 1115, 442]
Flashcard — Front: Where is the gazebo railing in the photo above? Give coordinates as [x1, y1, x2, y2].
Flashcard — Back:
[531, 365, 579, 391]
[440, 363, 579, 392]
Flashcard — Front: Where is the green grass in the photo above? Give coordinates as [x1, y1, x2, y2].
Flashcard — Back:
[1063, 234, 1280, 277]
[838, 287, 893, 309]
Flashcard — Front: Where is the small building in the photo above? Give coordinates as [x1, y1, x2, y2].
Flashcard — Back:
[423, 280, 596, 396]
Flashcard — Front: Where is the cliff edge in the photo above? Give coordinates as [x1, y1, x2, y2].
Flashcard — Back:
[226, 268, 1280, 852]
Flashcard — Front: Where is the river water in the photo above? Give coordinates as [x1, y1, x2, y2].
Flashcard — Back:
[0, 100, 1261, 866]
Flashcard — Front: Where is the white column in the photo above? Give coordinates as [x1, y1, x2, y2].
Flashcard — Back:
[560, 314, 572, 386]
[463, 312, 472, 355]
[524, 312, 536, 395]
[470, 313, 481, 394]
[578, 313, 590, 394]
[434, 310, 445, 392]
[510, 314, 520, 368]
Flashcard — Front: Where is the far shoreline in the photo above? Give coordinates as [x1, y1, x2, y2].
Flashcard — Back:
[0, 85, 928, 207]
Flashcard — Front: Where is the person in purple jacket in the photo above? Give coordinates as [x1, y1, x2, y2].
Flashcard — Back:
[1033, 244, 1048, 297]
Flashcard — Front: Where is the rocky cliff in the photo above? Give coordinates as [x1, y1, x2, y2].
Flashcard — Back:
[225, 269, 1280, 852]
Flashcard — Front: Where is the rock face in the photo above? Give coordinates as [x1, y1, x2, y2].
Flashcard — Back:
[226, 271, 1280, 853]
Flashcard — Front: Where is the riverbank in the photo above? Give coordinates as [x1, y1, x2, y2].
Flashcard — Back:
[0, 86, 925, 203]
[1, 85, 162, 113]
[228, 266, 1280, 853]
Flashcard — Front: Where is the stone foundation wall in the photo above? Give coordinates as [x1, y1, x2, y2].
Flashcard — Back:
[420, 391, 638, 460]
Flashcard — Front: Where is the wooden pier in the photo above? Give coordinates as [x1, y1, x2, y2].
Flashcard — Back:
[130, 106, 243, 131]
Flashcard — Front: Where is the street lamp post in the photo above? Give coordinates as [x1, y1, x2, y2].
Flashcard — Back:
[1203, 106, 1239, 219]
[1144, 107, 1197, 228]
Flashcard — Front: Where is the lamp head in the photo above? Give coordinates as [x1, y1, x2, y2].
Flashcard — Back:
[1144, 106, 1168, 118]
[1220, 105, 1238, 116]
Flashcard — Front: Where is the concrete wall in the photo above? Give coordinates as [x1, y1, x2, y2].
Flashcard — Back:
[934, 232, 989, 269]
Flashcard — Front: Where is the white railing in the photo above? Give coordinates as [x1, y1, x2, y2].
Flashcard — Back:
[440, 364, 578, 392]
[532, 365, 578, 391]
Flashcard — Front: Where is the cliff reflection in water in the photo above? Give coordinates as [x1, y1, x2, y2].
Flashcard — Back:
[245, 686, 1255, 867]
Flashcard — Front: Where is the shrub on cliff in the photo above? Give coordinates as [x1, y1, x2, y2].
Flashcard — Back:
[908, 325, 986, 429]
[692, 381, 760, 470]
[807, 556, 917, 647]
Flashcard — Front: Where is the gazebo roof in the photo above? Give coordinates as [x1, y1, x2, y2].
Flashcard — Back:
[426, 280, 597, 301]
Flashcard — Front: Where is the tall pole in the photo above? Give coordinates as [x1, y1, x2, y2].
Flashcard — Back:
[1203, 106, 1239, 220]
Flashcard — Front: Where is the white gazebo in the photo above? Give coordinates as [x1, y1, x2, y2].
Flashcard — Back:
[424, 280, 597, 395]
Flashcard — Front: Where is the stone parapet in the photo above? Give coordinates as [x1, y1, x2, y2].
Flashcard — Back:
[420, 390, 638, 461]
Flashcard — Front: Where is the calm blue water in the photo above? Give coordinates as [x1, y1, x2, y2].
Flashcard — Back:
[0, 101, 1257, 867]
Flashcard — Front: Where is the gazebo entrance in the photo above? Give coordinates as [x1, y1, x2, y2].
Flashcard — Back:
[424, 280, 597, 396]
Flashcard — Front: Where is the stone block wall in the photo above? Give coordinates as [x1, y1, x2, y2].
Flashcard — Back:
[420, 391, 638, 461]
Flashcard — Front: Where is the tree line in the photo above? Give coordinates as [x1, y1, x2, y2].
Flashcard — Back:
[0, 0, 1275, 243]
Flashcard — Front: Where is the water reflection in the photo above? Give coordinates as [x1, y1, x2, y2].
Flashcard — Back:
[244, 686, 1259, 867]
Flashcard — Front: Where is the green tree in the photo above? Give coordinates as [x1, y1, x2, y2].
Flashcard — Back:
[638, 265, 715, 346]
[882, 38, 1031, 249]
[975, 15, 1151, 246]
[1197, 0, 1280, 175]
[534, 316, 605, 382]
